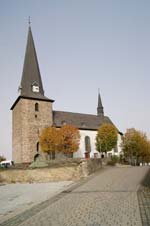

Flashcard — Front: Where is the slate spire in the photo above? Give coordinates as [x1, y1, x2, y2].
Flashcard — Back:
[19, 25, 44, 98]
[97, 91, 104, 116]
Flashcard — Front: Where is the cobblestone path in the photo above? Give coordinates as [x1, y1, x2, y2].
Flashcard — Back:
[138, 169, 150, 226]
[1, 166, 149, 226]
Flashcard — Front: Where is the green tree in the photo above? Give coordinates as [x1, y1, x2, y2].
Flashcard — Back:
[96, 123, 118, 154]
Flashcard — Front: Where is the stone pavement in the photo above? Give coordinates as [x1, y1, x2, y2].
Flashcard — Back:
[0, 181, 73, 224]
[138, 169, 150, 226]
[0, 166, 149, 226]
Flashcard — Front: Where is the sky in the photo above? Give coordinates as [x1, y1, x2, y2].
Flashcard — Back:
[1, 0, 150, 159]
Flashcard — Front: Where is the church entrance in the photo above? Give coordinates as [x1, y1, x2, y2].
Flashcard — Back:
[34, 153, 40, 161]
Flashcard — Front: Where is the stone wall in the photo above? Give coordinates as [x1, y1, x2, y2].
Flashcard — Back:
[80, 158, 102, 177]
[12, 98, 53, 163]
[0, 159, 102, 183]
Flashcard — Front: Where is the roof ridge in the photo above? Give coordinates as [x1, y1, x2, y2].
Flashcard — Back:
[53, 110, 99, 117]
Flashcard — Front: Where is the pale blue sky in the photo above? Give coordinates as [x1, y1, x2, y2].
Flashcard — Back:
[1, 0, 150, 159]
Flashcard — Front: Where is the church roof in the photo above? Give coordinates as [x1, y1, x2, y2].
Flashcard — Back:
[53, 110, 115, 131]
[11, 25, 54, 110]
[20, 25, 45, 98]
[10, 95, 54, 110]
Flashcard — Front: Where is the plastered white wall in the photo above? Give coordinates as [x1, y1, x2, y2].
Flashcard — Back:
[74, 130, 122, 158]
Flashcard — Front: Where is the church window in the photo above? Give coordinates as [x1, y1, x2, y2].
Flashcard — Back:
[36, 142, 39, 152]
[35, 103, 39, 111]
[32, 82, 39, 93]
[32, 85, 39, 92]
[31, 82, 40, 93]
[85, 136, 91, 153]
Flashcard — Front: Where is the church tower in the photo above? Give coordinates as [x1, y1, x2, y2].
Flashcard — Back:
[11, 25, 54, 163]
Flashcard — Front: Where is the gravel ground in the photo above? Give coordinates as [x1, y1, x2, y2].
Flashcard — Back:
[0, 181, 73, 223]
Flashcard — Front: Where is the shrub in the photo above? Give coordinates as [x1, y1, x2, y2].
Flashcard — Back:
[29, 160, 48, 169]
[107, 155, 119, 166]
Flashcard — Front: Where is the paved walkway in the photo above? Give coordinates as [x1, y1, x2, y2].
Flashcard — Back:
[0, 166, 149, 226]
[0, 181, 73, 224]
[138, 169, 150, 226]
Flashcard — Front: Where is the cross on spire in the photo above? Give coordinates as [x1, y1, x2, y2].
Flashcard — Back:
[28, 16, 31, 26]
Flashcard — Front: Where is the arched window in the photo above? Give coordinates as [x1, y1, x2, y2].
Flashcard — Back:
[35, 103, 39, 111]
[36, 142, 39, 152]
[85, 136, 91, 153]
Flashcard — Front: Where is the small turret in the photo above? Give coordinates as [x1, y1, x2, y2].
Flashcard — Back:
[97, 91, 104, 116]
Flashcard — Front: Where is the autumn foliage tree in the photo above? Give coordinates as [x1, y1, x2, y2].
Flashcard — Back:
[96, 123, 118, 154]
[39, 126, 62, 156]
[60, 124, 80, 154]
[121, 128, 150, 165]
[39, 125, 80, 158]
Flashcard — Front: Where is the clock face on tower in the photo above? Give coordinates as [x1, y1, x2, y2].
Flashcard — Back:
[32, 85, 39, 93]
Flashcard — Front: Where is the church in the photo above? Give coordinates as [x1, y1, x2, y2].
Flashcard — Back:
[11, 25, 123, 163]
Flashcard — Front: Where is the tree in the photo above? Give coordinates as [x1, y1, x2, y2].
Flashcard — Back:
[39, 125, 80, 158]
[39, 126, 62, 158]
[145, 143, 150, 163]
[96, 123, 118, 154]
[59, 125, 80, 154]
[140, 140, 150, 164]
[0, 155, 6, 162]
[121, 128, 150, 165]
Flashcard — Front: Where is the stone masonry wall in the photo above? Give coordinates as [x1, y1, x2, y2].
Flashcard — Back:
[80, 158, 102, 177]
[12, 98, 53, 163]
[0, 159, 102, 183]
[12, 100, 22, 163]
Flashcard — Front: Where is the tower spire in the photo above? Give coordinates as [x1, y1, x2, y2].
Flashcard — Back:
[97, 90, 104, 116]
[20, 25, 45, 98]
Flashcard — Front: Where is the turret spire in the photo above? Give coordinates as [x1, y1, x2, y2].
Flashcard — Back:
[19, 25, 45, 98]
[97, 90, 104, 116]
